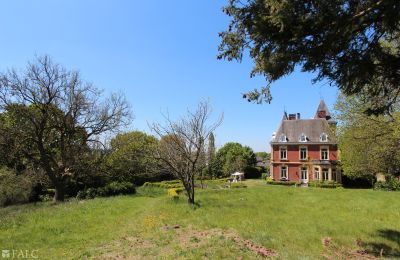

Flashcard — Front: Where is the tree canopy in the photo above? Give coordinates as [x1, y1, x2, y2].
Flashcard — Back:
[0, 56, 131, 201]
[213, 142, 257, 177]
[105, 131, 162, 184]
[335, 93, 400, 181]
[218, 0, 400, 115]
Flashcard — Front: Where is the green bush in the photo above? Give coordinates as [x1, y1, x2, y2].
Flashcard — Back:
[309, 181, 343, 188]
[143, 180, 183, 189]
[230, 182, 247, 188]
[76, 181, 136, 200]
[167, 187, 184, 200]
[261, 172, 269, 180]
[374, 177, 400, 191]
[0, 167, 35, 207]
[266, 180, 299, 186]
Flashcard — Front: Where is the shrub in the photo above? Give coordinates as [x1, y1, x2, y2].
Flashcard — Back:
[167, 188, 184, 200]
[143, 180, 183, 189]
[244, 166, 261, 179]
[261, 172, 269, 180]
[76, 190, 87, 200]
[266, 180, 299, 186]
[230, 182, 247, 188]
[309, 181, 343, 188]
[76, 181, 136, 200]
[105, 181, 136, 196]
[374, 177, 400, 191]
[0, 167, 35, 207]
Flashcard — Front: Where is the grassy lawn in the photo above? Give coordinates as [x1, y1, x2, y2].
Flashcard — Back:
[1, 180, 399, 259]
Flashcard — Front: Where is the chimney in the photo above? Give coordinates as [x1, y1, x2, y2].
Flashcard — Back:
[288, 114, 296, 120]
[288, 113, 300, 120]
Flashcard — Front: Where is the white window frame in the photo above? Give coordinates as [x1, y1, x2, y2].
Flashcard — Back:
[314, 167, 320, 180]
[320, 146, 329, 160]
[279, 134, 287, 142]
[320, 133, 328, 142]
[322, 168, 329, 181]
[299, 146, 308, 160]
[299, 133, 307, 142]
[300, 167, 308, 180]
[280, 146, 287, 160]
[280, 166, 288, 180]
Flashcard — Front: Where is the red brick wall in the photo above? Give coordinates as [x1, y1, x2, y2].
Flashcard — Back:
[271, 165, 301, 181]
[271, 144, 338, 181]
[272, 144, 338, 161]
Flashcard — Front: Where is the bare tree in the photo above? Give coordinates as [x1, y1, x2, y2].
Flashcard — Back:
[150, 101, 223, 204]
[0, 55, 131, 201]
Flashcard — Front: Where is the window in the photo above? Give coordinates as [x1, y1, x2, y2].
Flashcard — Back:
[300, 147, 307, 160]
[299, 133, 307, 142]
[280, 166, 288, 180]
[279, 134, 287, 142]
[321, 148, 329, 160]
[280, 147, 287, 160]
[314, 167, 320, 180]
[300, 167, 308, 180]
[322, 168, 329, 181]
[332, 168, 337, 182]
[320, 133, 328, 142]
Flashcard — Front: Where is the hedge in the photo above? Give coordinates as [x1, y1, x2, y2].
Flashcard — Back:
[230, 182, 247, 188]
[143, 180, 183, 189]
[374, 177, 400, 191]
[77, 181, 136, 200]
[308, 181, 342, 188]
[266, 180, 299, 186]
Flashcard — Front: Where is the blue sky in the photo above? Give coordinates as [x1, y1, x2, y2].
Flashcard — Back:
[0, 0, 338, 152]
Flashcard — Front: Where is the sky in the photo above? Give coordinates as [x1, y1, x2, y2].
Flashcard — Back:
[0, 0, 338, 152]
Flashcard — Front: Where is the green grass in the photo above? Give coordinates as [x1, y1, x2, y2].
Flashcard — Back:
[1, 180, 399, 259]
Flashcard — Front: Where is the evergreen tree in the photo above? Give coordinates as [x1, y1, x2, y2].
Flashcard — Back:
[218, 0, 400, 115]
[207, 132, 216, 177]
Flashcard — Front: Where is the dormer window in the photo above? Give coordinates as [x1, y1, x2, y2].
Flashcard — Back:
[299, 133, 307, 142]
[320, 133, 328, 142]
[279, 134, 287, 142]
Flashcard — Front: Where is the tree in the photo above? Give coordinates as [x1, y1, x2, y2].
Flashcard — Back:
[0, 55, 131, 201]
[206, 132, 216, 177]
[213, 142, 257, 177]
[335, 93, 400, 181]
[150, 101, 223, 204]
[218, 0, 400, 115]
[255, 152, 270, 161]
[105, 131, 163, 185]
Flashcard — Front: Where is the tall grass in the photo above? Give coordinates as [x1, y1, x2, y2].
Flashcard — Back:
[0, 181, 399, 259]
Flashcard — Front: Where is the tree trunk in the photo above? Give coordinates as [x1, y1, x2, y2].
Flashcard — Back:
[187, 179, 195, 204]
[54, 182, 65, 202]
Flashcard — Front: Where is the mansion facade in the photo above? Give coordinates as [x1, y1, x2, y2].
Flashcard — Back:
[270, 100, 341, 184]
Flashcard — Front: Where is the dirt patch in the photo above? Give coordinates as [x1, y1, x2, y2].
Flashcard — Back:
[95, 226, 277, 259]
[162, 225, 278, 258]
[122, 236, 155, 249]
[322, 237, 378, 260]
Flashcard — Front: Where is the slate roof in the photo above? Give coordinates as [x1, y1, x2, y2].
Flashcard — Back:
[271, 100, 337, 144]
[272, 119, 335, 143]
[314, 99, 331, 119]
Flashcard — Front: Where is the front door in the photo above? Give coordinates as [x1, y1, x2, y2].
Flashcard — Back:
[300, 167, 308, 183]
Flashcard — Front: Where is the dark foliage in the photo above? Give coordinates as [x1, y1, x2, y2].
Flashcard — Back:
[219, 0, 400, 115]
[76, 181, 136, 200]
